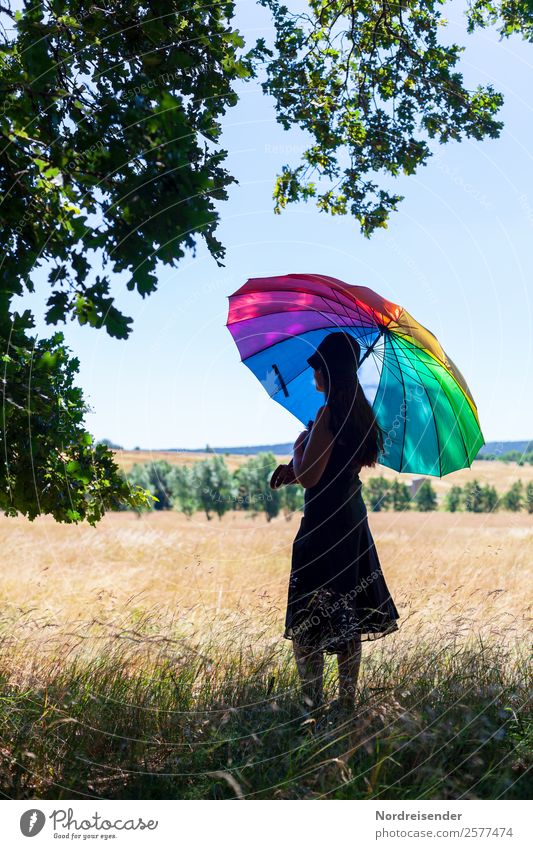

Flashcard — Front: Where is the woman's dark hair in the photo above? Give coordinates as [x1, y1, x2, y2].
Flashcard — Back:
[309, 332, 384, 469]
[325, 371, 383, 469]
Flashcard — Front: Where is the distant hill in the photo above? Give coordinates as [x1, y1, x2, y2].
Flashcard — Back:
[476, 440, 532, 458]
[162, 439, 532, 458]
[166, 442, 294, 456]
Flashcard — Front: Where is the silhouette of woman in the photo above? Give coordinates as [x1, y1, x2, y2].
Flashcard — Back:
[270, 331, 400, 714]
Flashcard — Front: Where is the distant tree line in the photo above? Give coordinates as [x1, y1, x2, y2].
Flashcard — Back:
[481, 445, 533, 465]
[118, 456, 533, 518]
[124, 453, 304, 521]
[365, 476, 533, 514]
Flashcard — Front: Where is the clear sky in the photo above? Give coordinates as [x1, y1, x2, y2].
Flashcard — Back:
[15, 1, 533, 449]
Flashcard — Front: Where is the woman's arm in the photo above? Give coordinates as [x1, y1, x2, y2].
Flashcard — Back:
[293, 405, 334, 489]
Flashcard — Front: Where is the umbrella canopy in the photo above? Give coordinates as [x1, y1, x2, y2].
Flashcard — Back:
[226, 273, 484, 476]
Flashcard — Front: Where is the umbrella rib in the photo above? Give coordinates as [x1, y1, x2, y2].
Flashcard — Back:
[425, 360, 474, 467]
[399, 338, 473, 471]
[227, 289, 373, 327]
[324, 282, 353, 320]
[237, 314, 379, 362]
[359, 328, 384, 366]
[395, 337, 443, 475]
[385, 334, 408, 474]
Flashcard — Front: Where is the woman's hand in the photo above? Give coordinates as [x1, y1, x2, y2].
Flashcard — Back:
[269, 461, 298, 489]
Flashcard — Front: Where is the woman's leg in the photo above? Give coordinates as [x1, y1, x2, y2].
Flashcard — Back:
[336, 635, 362, 709]
[292, 642, 324, 709]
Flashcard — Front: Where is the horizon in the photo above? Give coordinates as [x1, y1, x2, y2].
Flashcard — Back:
[106, 437, 532, 454]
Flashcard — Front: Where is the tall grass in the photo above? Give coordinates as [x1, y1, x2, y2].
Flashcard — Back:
[0, 606, 530, 800]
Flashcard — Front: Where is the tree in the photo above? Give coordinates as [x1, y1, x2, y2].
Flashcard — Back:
[193, 456, 234, 520]
[0, 0, 259, 521]
[235, 452, 282, 520]
[415, 480, 437, 511]
[480, 484, 498, 513]
[256, 0, 504, 236]
[282, 482, 305, 520]
[364, 476, 391, 511]
[502, 481, 524, 512]
[0, 1, 256, 339]
[1, 323, 150, 523]
[526, 482, 533, 514]
[467, 1, 533, 41]
[390, 479, 411, 511]
[168, 465, 198, 519]
[444, 485, 463, 512]
[128, 460, 174, 511]
[97, 438, 123, 450]
[463, 479, 484, 513]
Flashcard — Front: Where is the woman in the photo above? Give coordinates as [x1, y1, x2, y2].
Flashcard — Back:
[270, 331, 400, 714]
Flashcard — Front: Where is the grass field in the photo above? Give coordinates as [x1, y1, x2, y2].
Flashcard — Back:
[0, 460, 531, 799]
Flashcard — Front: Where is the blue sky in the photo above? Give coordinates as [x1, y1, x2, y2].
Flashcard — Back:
[15, 1, 533, 449]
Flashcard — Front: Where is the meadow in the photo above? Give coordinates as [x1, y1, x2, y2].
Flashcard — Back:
[0, 460, 531, 800]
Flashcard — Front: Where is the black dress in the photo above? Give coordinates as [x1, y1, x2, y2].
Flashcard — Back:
[284, 430, 400, 654]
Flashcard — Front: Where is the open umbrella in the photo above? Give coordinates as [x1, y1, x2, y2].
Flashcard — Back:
[226, 273, 484, 476]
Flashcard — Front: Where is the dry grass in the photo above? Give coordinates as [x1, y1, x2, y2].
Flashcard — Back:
[0, 494, 531, 799]
[114, 449, 251, 473]
[1, 508, 530, 655]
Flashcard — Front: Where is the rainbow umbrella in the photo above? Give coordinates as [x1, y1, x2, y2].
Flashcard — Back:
[226, 273, 484, 476]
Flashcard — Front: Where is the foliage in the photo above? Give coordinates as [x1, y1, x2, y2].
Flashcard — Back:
[363, 476, 391, 511]
[467, 0, 533, 41]
[192, 455, 235, 520]
[444, 485, 463, 512]
[0, 315, 151, 523]
[254, 0, 504, 236]
[0, 0, 256, 339]
[234, 452, 282, 520]
[390, 478, 411, 511]
[482, 449, 533, 464]
[414, 479, 437, 511]
[501, 480, 524, 512]
[127, 460, 174, 511]
[0, 0, 258, 521]
[462, 480, 499, 512]
[479, 483, 499, 512]
[463, 479, 483, 512]
[526, 482, 533, 514]
[282, 480, 306, 519]
[97, 437, 123, 450]
[168, 465, 198, 518]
